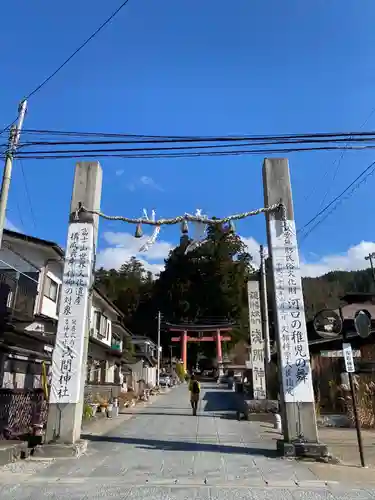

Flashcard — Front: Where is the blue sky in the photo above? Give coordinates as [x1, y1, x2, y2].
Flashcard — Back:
[1, 0, 375, 276]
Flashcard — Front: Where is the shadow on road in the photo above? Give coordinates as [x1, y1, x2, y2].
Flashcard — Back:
[81, 434, 278, 458]
[120, 411, 211, 417]
[202, 389, 238, 412]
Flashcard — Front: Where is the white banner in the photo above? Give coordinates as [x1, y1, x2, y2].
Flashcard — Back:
[247, 280, 266, 399]
[269, 219, 314, 403]
[49, 223, 94, 404]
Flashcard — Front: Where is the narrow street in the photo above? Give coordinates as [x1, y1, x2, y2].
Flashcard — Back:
[0, 384, 375, 499]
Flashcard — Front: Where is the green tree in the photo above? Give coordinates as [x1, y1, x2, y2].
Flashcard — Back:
[95, 257, 156, 337]
[153, 224, 255, 362]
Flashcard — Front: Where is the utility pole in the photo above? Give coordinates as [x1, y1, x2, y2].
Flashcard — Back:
[259, 245, 271, 364]
[0, 100, 28, 248]
[157, 311, 161, 386]
[263, 158, 327, 458]
[365, 253, 375, 287]
[45, 162, 102, 447]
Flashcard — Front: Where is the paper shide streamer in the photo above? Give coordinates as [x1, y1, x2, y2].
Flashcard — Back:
[184, 209, 209, 254]
[138, 209, 160, 252]
[136, 208, 209, 255]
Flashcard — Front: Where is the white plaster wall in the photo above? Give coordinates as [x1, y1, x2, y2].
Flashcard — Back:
[0, 240, 63, 321]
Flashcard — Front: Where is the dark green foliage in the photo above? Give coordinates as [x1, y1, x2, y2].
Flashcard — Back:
[95, 233, 375, 361]
[302, 268, 375, 321]
[95, 226, 255, 358]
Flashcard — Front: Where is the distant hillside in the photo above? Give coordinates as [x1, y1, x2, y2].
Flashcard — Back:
[302, 268, 375, 321]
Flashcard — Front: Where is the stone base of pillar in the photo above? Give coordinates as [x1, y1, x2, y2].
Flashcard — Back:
[33, 439, 88, 458]
[276, 439, 330, 461]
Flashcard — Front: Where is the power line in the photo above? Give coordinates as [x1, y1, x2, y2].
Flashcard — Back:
[14, 144, 375, 160]
[0, 0, 131, 134]
[298, 159, 375, 243]
[19, 159, 37, 231]
[318, 108, 375, 207]
[302, 108, 375, 218]
[10, 127, 375, 141]
[16, 135, 375, 149]
[26, 0, 131, 99]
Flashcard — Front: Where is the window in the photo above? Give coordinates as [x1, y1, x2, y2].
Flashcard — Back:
[100, 316, 108, 338]
[92, 311, 110, 339]
[44, 277, 58, 302]
[56, 286, 61, 314]
[6, 290, 13, 308]
[94, 311, 101, 336]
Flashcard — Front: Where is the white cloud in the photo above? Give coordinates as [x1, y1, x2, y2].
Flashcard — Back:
[115, 169, 124, 176]
[5, 219, 20, 233]
[241, 236, 264, 267]
[96, 231, 173, 275]
[241, 236, 375, 278]
[126, 176, 163, 192]
[300, 240, 375, 278]
[97, 228, 375, 280]
[139, 176, 163, 191]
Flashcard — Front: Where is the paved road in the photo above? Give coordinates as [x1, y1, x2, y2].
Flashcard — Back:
[0, 383, 375, 499]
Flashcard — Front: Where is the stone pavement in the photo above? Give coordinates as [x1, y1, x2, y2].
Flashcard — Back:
[318, 426, 375, 467]
[0, 383, 375, 499]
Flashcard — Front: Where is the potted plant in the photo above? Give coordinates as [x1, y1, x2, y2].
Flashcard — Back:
[106, 401, 114, 418]
[94, 394, 108, 413]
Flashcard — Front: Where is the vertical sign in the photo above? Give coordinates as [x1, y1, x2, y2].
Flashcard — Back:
[343, 343, 355, 373]
[247, 280, 266, 399]
[269, 219, 314, 403]
[49, 223, 94, 404]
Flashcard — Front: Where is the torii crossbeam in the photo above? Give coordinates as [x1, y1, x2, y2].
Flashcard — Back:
[166, 322, 233, 374]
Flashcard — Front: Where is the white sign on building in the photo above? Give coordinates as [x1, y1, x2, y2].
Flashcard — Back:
[247, 280, 266, 399]
[269, 219, 314, 403]
[49, 223, 94, 404]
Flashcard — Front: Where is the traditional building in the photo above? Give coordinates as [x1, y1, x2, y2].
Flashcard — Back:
[128, 336, 158, 388]
[0, 229, 135, 396]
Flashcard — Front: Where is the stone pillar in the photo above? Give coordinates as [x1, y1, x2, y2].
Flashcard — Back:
[181, 331, 187, 371]
[45, 162, 102, 445]
[247, 279, 266, 399]
[263, 158, 326, 458]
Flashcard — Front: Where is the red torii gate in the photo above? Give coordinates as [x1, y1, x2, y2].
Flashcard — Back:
[166, 322, 232, 372]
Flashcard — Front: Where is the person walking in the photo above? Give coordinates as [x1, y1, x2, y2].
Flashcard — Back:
[188, 374, 201, 416]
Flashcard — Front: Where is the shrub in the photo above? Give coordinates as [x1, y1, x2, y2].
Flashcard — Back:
[83, 403, 94, 420]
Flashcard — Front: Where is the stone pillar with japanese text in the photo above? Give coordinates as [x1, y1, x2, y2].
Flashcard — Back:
[263, 158, 326, 457]
[46, 162, 102, 445]
[247, 279, 266, 399]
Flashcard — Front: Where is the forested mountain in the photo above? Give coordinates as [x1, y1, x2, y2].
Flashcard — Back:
[95, 232, 375, 356]
[302, 268, 375, 320]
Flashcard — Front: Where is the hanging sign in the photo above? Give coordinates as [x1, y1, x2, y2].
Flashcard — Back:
[49, 223, 94, 404]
